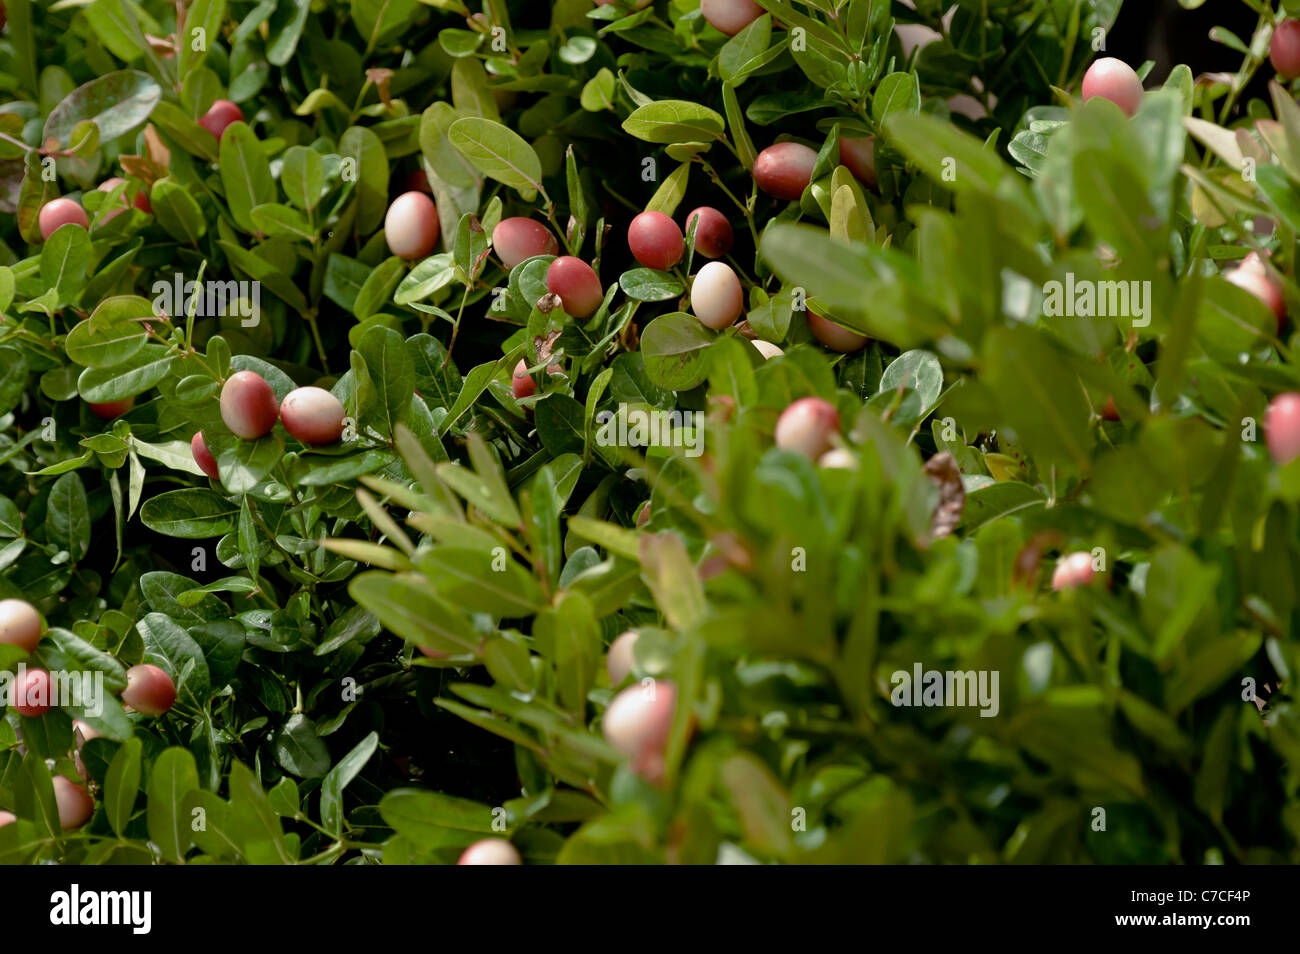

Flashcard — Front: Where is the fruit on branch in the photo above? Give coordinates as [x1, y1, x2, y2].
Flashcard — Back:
[753, 142, 819, 200]
[839, 135, 877, 190]
[52, 776, 93, 830]
[691, 261, 744, 330]
[0, 599, 43, 653]
[492, 217, 558, 269]
[385, 191, 440, 260]
[700, 0, 764, 36]
[628, 211, 685, 271]
[87, 397, 134, 420]
[97, 177, 151, 221]
[1051, 551, 1096, 590]
[191, 431, 220, 480]
[1270, 19, 1300, 79]
[199, 99, 244, 141]
[13, 667, 52, 717]
[806, 310, 868, 353]
[38, 198, 89, 241]
[602, 679, 679, 785]
[545, 256, 604, 318]
[685, 206, 734, 259]
[71, 719, 101, 749]
[121, 664, 177, 716]
[1080, 57, 1143, 117]
[751, 340, 784, 360]
[606, 630, 640, 686]
[511, 358, 537, 401]
[280, 386, 346, 445]
[457, 838, 522, 865]
[220, 370, 279, 440]
[775, 397, 841, 459]
[1226, 253, 1286, 333]
[1264, 392, 1300, 465]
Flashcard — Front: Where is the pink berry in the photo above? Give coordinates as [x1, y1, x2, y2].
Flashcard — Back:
[602, 680, 679, 785]
[0, 599, 43, 653]
[199, 99, 244, 141]
[511, 358, 536, 401]
[492, 217, 558, 269]
[96, 177, 150, 222]
[88, 397, 134, 420]
[1226, 254, 1286, 334]
[807, 310, 868, 353]
[1051, 551, 1096, 590]
[191, 431, 219, 480]
[12, 667, 52, 717]
[121, 663, 177, 716]
[1081, 57, 1144, 117]
[545, 256, 604, 318]
[700, 0, 764, 36]
[0, 811, 14, 828]
[690, 261, 744, 330]
[38, 197, 89, 241]
[457, 838, 522, 865]
[685, 207, 734, 259]
[839, 135, 877, 190]
[606, 630, 640, 686]
[753, 142, 819, 201]
[220, 370, 279, 440]
[1271, 20, 1300, 80]
[385, 191, 440, 260]
[1264, 392, 1300, 465]
[52, 776, 93, 830]
[280, 386, 346, 445]
[628, 211, 684, 271]
[775, 397, 840, 459]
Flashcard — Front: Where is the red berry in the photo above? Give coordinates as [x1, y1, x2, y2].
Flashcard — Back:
[511, 358, 537, 401]
[199, 99, 244, 141]
[690, 261, 744, 330]
[280, 386, 346, 445]
[806, 310, 868, 353]
[753, 142, 819, 200]
[12, 666, 52, 717]
[385, 191, 440, 260]
[1101, 396, 1120, 422]
[1264, 392, 1300, 465]
[191, 431, 219, 480]
[1081, 58, 1143, 117]
[38, 198, 89, 241]
[1051, 551, 1096, 590]
[700, 0, 764, 36]
[457, 838, 522, 865]
[839, 135, 877, 190]
[88, 396, 134, 420]
[492, 217, 558, 269]
[0, 599, 43, 653]
[1271, 20, 1300, 80]
[606, 630, 640, 686]
[775, 397, 840, 459]
[602, 680, 679, 785]
[628, 211, 684, 271]
[220, 370, 279, 440]
[52, 776, 93, 830]
[121, 663, 177, 716]
[96, 177, 149, 222]
[685, 207, 734, 259]
[545, 256, 603, 318]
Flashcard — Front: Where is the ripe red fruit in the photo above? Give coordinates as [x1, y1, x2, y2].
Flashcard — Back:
[545, 256, 604, 318]
[97, 177, 151, 222]
[1226, 254, 1286, 333]
[457, 838, 522, 865]
[88, 397, 134, 420]
[700, 0, 763, 36]
[385, 191, 440, 260]
[602, 679, 679, 785]
[1081, 57, 1144, 117]
[199, 99, 244, 141]
[691, 261, 744, 330]
[122, 663, 177, 716]
[52, 776, 93, 830]
[280, 386, 346, 445]
[606, 630, 640, 686]
[1051, 551, 1096, 590]
[220, 370, 279, 440]
[1270, 20, 1300, 79]
[0, 598, 43, 653]
[685, 207, 734, 259]
[1264, 392, 1300, 465]
[806, 310, 868, 353]
[628, 211, 685, 271]
[753, 142, 819, 201]
[492, 217, 559, 269]
[511, 358, 537, 401]
[839, 135, 877, 190]
[12, 667, 52, 717]
[38, 197, 89, 241]
[191, 431, 219, 480]
[775, 397, 841, 459]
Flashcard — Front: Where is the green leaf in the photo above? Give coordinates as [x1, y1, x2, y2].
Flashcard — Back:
[320, 731, 379, 834]
[140, 488, 239, 538]
[219, 122, 276, 233]
[449, 116, 543, 199]
[641, 312, 715, 390]
[340, 125, 390, 234]
[349, 571, 481, 656]
[43, 69, 161, 145]
[417, 546, 546, 616]
[104, 736, 143, 837]
[147, 747, 199, 863]
[380, 788, 497, 840]
[274, 713, 330, 779]
[622, 100, 725, 144]
[44, 472, 90, 563]
[620, 268, 684, 302]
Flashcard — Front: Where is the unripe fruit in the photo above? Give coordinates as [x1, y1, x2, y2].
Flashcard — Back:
[627, 211, 684, 271]
[775, 397, 841, 459]
[1270, 20, 1300, 80]
[685, 206, 734, 259]
[606, 630, 640, 686]
[752, 340, 784, 360]
[191, 431, 219, 480]
[700, 0, 764, 36]
[806, 311, 868, 353]
[385, 191, 440, 260]
[0, 811, 14, 828]
[457, 838, 522, 865]
[199, 99, 244, 141]
[690, 261, 744, 330]
[602, 680, 678, 784]
[220, 370, 279, 440]
[121, 663, 177, 716]
[839, 135, 877, 190]
[38, 198, 89, 241]
[1081, 57, 1143, 117]
[753, 142, 819, 201]
[545, 256, 603, 318]
[96, 177, 151, 222]
[511, 358, 536, 401]
[12, 667, 52, 717]
[819, 447, 857, 469]
[88, 397, 134, 420]
[1226, 255, 1286, 333]
[52, 776, 93, 830]
[1051, 551, 1096, 590]
[0, 599, 43, 653]
[1264, 392, 1300, 465]
[492, 217, 558, 269]
[280, 386, 346, 445]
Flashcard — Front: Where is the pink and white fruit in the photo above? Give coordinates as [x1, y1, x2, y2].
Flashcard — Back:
[819, 448, 857, 469]
[628, 211, 684, 271]
[775, 397, 841, 459]
[88, 397, 134, 420]
[72, 719, 101, 749]
[385, 191, 440, 260]
[1226, 254, 1286, 333]
[685, 207, 734, 259]
[606, 630, 640, 686]
[1270, 20, 1300, 79]
[220, 370, 279, 440]
[700, 0, 764, 36]
[1081, 58, 1143, 118]
[1264, 392, 1300, 465]
[839, 135, 877, 190]
[191, 431, 219, 480]
[97, 177, 151, 221]
[492, 217, 558, 269]
[545, 256, 603, 318]
[602, 680, 679, 784]
[1051, 551, 1097, 590]
[199, 99, 244, 141]
[12, 667, 52, 717]
[280, 387, 346, 445]
[753, 142, 819, 201]
[457, 838, 522, 865]
[690, 261, 744, 330]
[38, 198, 89, 241]
[0, 599, 43, 653]
[752, 340, 784, 360]
[807, 311, 868, 353]
[122, 664, 177, 716]
[52, 776, 93, 830]
[0, 811, 14, 827]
